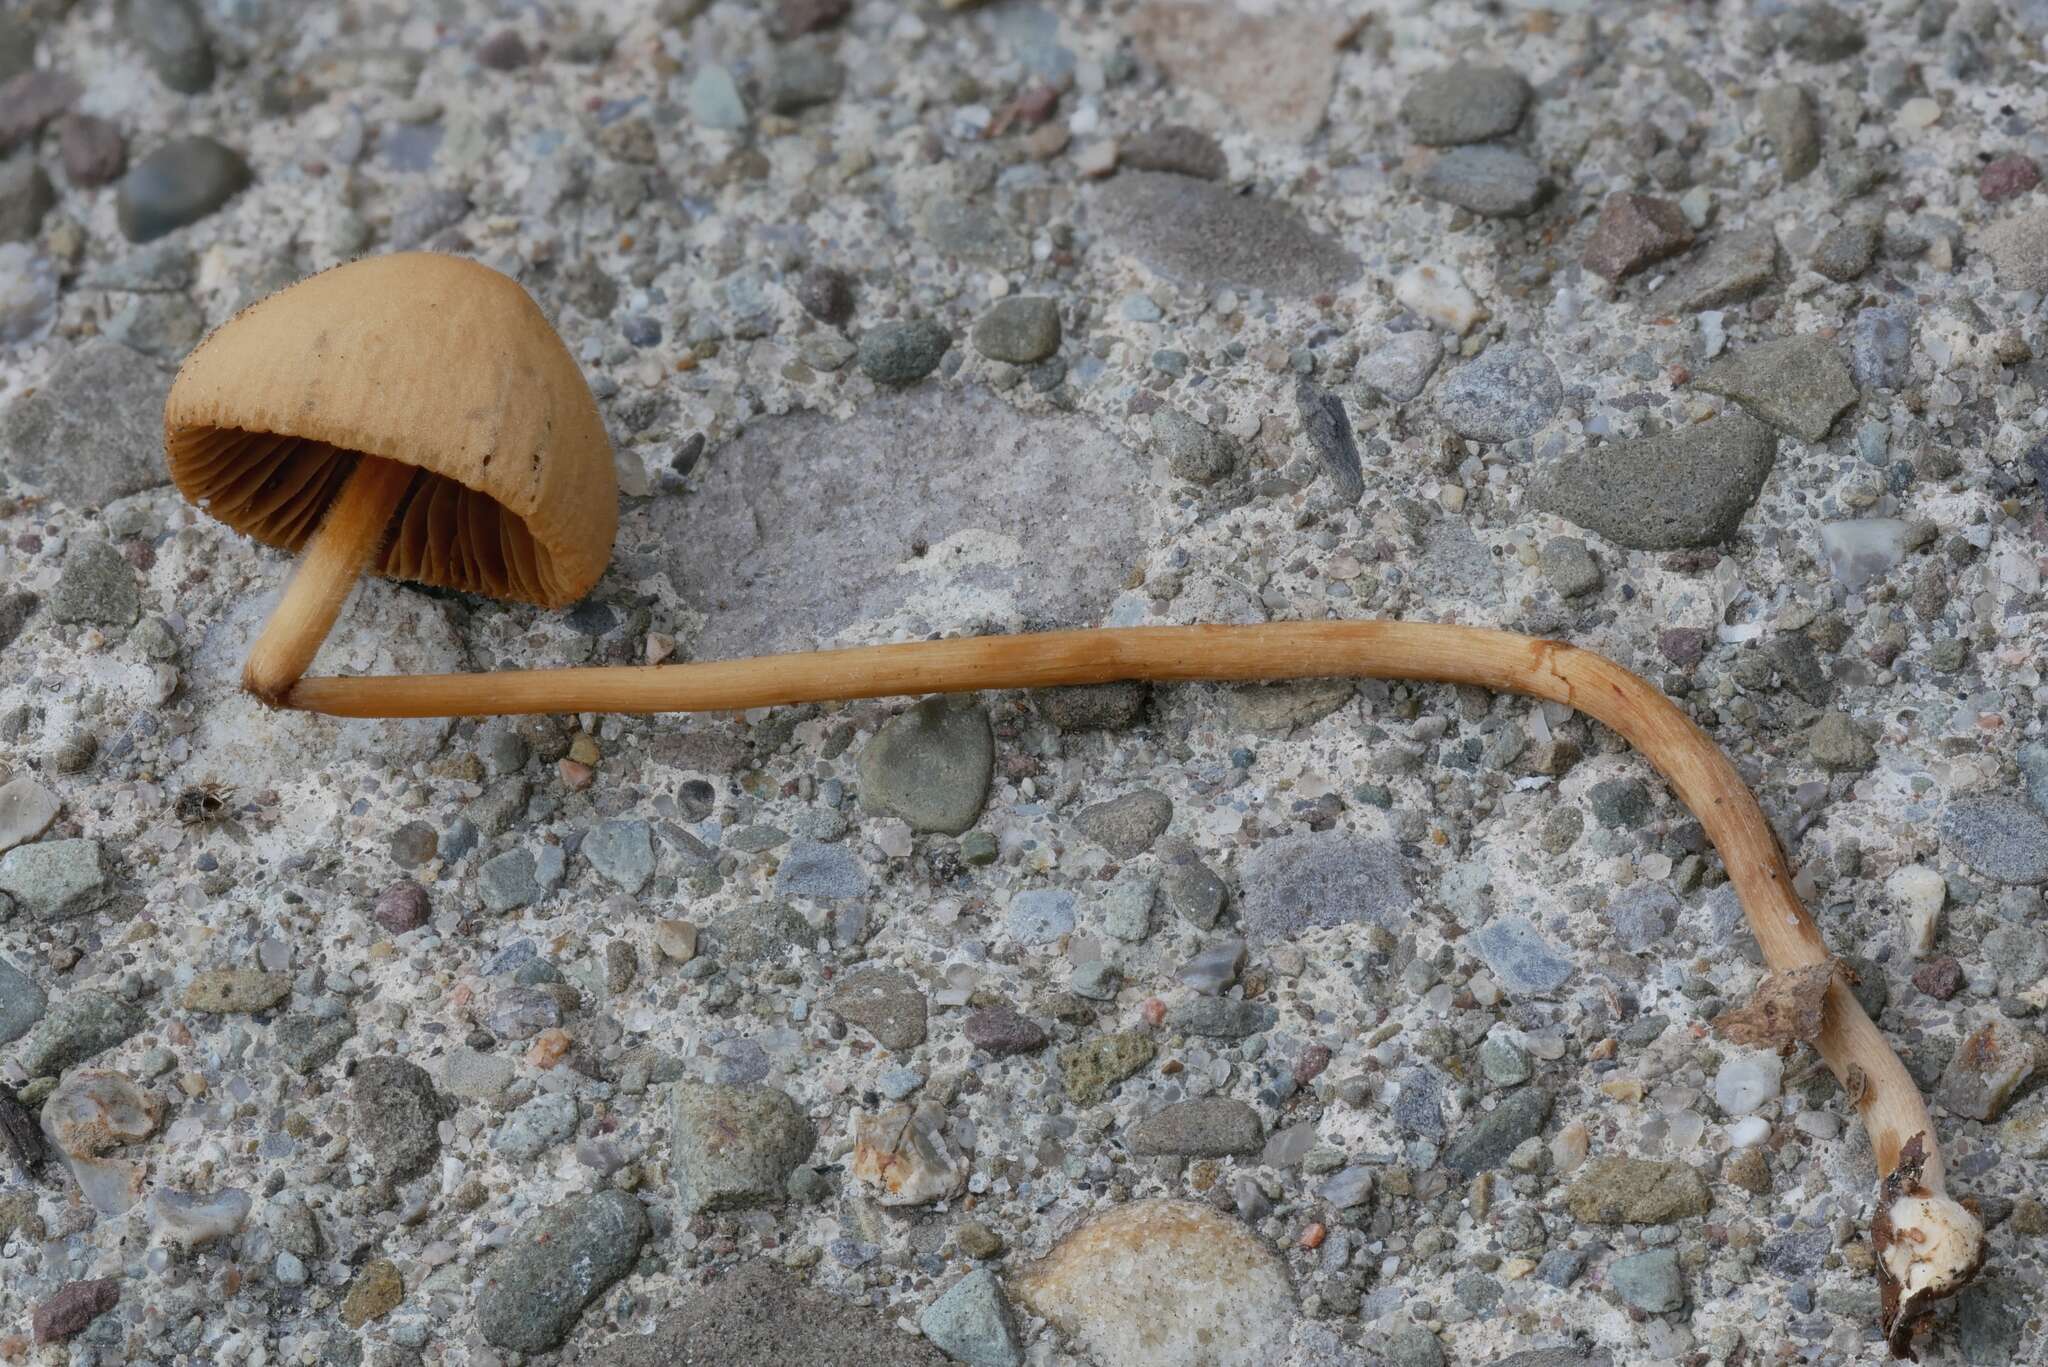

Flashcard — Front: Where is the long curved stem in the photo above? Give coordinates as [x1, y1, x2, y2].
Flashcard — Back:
[281, 620, 1981, 1353]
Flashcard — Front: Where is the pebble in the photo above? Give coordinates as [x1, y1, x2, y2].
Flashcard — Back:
[1608, 883, 1678, 951]
[1610, 1248, 1686, 1313]
[1318, 1165, 1375, 1209]
[493, 1093, 578, 1160]
[1979, 154, 2041, 204]
[1643, 226, 1779, 314]
[1057, 1031, 1155, 1104]
[1416, 145, 1549, 218]
[439, 1047, 514, 1101]
[181, 969, 289, 1013]
[1848, 306, 1914, 390]
[475, 1190, 650, 1352]
[1758, 85, 1820, 183]
[1436, 343, 1561, 441]
[772, 0, 851, 38]
[371, 880, 430, 934]
[1152, 409, 1240, 485]
[1168, 996, 1275, 1039]
[1091, 171, 1359, 298]
[1936, 1018, 2038, 1122]
[829, 968, 928, 1050]
[1129, 3, 1341, 143]
[763, 47, 843, 114]
[1295, 380, 1365, 502]
[672, 1082, 815, 1213]
[49, 539, 140, 626]
[1564, 1157, 1709, 1224]
[858, 696, 992, 834]
[1128, 1098, 1263, 1156]
[1070, 960, 1120, 1000]
[1941, 794, 2048, 884]
[0, 954, 44, 1044]
[1539, 411, 1776, 549]
[0, 775, 59, 852]
[654, 919, 699, 963]
[1383, 1322, 1446, 1367]
[689, 63, 748, 130]
[1713, 1051, 1782, 1115]
[1809, 711, 1876, 772]
[1159, 851, 1227, 928]
[1806, 224, 1879, 290]
[478, 848, 541, 911]
[340, 1259, 401, 1328]
[857, 319, 951, 385]
[0, 155, 51, 242]
[274, 1014, 354, 1074]
[0, 243, 56, 344]
[1238, 831, 1414, 941]
[32, 1279, 119, 1346]
[151, 1186, 251, 1249]
[583, 818, 655, 893]
[1581, 194, 1694, 282]
[0, 68, 79, 147]
[1075, 789, 1172, 857]
[1013, 1200, 1294, 1365]
[1357, 331, 1443, 403]
[1694, 335, 1857, 443]
[126, 0, 214, 93]
[1442, 1088, 1552, 1178]
[963, 1005, 1046, 1056]
[1775, 3, 1864, 61]
[116, 136, 251, 243]
[1097, 873, 1156, 942]
[1478, 1036, 1531, 1087]
[1539, 536, 1602, 598]
[1818, 518, 1910, 592]
[851, 1102, 967, 1205]
[775, 838, 866, 900]
[1120, 124, 1226, 180]
[0, 839, 107, 920]
[1400, 64, 1530, 146]
[351, 1057, 447, 1180]
[1471, 916, 1574, 996]
[972, 296, 1060, 365]
[1395, 261, 1487, 334]
[920, 1268, 1023, 1367]
[41, 1069, 161, 1159]
[707, 902, 810, 967]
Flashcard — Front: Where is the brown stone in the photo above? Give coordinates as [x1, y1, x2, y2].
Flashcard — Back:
[33, 1278, 119, 1344]
[342, 1258, 403, 1328]
[1564, 1157, 1712, 1225]
[1581, 193, 1694, 281]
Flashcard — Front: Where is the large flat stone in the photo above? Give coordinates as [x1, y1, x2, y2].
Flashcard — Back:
[1089, 172, 1360, 299]
[641, 388, 1151, 658]
[0, 340, 171, 510]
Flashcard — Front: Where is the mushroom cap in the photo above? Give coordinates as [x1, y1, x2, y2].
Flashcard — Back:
[164, 252, 616, 608]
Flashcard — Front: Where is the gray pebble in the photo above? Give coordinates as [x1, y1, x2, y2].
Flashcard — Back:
[1941, 795, 2048, 885]
[1400, 64, 1530, 146]
[48, 540, 140, 626]
[972, 297, 1060, 364]
[672, 1081, 816, 1214]
[125, 0, 214, 93]
[1090, 171, 1359, 298]
[1695, 334, 1857, 443]
[116, 136, 251, 243]
[1437, 344, 1561, 442]
[493, 1093, 578, 1161]
[1537, 412, 1776, 550]
[1610, 1248, 1686, 1313]
[18, 990, 146, 1077]
[828, 968, 928, 1051]
[1758, 86, 1820, 184]
[858, 697, 992, 835]
[1811, 221, 1877, 282]
[1075, 789, 1172, 858]
[1128, 1098, 1263, 1157]
[1152, 409, 1239, 485]
[1539, 537, 1602, 598]
[864, 319, 958, 385]
[1441, 1088, 1552, 1178]
[350, 1058, 447, 1181]
[1417, 145, 1549, 218]
[1472, 916, 1574, 996]
[1643, 227, 1779, 314]
[918, 1268, 1024, 1367]
[0, 955, 46, 1045]
[1357, 332, 1443, 404]
[584, 819, 655, 893]
[0, 153, 53, 243]
[0, 839, 108, 920]
[475, 1191, 650, 1353]
[1238, 831, 1413, 941]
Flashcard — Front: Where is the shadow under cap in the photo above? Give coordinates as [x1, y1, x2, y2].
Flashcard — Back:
[162, 251, 617, 608]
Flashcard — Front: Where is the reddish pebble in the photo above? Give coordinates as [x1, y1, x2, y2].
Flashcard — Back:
[1980, 154, 2041, 205]
[33, 1279, 119, 1345]
[1299, 1222, 1327, 1250]
[371, 880, 430, 934]
[1912, 956, 1965, 1000]
[528, 1028, 572, 1068]
[1140, 998, 1167, 1027]
[1294, 1043, 1332, 1084]
[557, 758, 594, 790]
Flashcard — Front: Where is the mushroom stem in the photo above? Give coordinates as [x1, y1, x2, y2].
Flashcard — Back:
[240, 453, 417, 707]
[283, 620, 1982, 1350]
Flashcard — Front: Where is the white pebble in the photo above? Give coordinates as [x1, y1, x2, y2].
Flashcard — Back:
[1394, 262, 1487, 336]
[1727, 1115, 1771, 1147]
[1714, 1051, 1782, 1116]
[1886, 864, 1945, 958]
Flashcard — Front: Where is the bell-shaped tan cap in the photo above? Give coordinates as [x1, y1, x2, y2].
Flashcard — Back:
[165, 252, 616, 608]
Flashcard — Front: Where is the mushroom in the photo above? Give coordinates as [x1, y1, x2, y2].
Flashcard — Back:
[168, 259, 1983, 1357]
[164, 252, 615, 705]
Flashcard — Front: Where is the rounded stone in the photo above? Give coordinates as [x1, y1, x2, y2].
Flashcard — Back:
[1400, 64, 1531, 145]
[115, 136, 252, 244]
[858, 319, 952, 386]
[858, 697, 993, 835]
